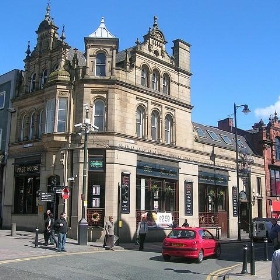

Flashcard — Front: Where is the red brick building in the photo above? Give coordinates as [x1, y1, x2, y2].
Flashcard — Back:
[218, 114, 280, 219]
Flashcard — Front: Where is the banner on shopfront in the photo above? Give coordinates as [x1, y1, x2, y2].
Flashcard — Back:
[141, 211, 173, 228]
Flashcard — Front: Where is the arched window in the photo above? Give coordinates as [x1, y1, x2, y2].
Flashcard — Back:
[30, 73, 36, 92]
[38, 110, 43, 138]
[20, 114, 26, 141]
[163, 74, 170, 94]
[29, 112, 35, 140]
[275, 137, 280, 160]
[136, 106, 145, 138]
[96, 53, 106, 76]
[93, 99, 105, 131]
[141, 66, 149, 87]
[152, 70, 160, 91]
[151, 110, 160, 141]
[40, 69, 48, 89]
[165, 114, 173, 144]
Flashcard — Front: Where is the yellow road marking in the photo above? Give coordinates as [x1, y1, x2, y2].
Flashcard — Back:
[206, 264, 241, 280]
[0, 249, 122, 265]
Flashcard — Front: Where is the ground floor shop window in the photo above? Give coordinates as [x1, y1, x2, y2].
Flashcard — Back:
[14, 176, 40, 214]
[198, 185, 226, 213]
[136, 178, 177, 212]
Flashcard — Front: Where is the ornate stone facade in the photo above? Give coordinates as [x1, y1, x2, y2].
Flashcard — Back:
[2, 4, 265, 241]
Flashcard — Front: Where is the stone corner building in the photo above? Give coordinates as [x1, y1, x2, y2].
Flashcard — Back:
[2, 4, 265, 241]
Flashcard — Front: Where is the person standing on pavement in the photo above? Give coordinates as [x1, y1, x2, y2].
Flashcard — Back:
[54, 212, 67, 252]
[43, 210, 51, 245]
[271, 249, 280, 280]
[47, 213, 57, 247]
[182, 219, 189, 227]
[104, 216, 115, 250]
[105, 216, 115, 251]
[137, 216, 148, 251]
[270, 219, 280, 251]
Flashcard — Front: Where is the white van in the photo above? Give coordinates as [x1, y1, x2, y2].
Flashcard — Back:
[252, 219, 273, 241]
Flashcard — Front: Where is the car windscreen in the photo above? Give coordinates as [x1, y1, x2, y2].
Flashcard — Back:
[168, 229, 196, 239]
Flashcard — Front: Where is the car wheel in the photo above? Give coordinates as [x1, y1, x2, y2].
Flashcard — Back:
[214, 245, 221, 258]
[163, 254, 171, 261]
[197, 250, 204, 263]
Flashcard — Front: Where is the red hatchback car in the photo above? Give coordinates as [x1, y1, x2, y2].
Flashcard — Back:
[162, 227, 221, 263]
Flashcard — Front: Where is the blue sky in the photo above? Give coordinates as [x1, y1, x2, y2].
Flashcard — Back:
[1, 0, 280, 130]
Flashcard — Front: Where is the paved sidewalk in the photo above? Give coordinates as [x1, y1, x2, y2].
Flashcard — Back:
[0, 229, 273, 279]
[224, 261, 271, 280]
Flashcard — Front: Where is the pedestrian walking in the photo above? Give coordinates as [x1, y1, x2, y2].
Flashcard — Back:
[47, 213, 57, 247]
[271, 249, 280, 280]
[137, 216, 148, 251]
[54, 212, 67, 252]
[43, 210, 51, 245]
[104, 216, 115, 250]
[270, 219, 280, 251]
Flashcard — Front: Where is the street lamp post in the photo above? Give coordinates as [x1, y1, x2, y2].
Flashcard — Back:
[239, 150, 255, 275]
[76, 104, 98, 245]
[234, 103, 250, 241]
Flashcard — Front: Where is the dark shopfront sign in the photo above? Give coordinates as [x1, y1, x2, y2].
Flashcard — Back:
[121, 173, 130, 214]
[198, 171, 228, 186]
[232, 186, 238, 217]
[184, 181, 193, 216]
[14, 163, 40, 175]
[137, 161, 178, 180]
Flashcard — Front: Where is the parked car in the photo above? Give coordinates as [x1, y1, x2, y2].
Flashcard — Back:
[162, 227, 221, 263]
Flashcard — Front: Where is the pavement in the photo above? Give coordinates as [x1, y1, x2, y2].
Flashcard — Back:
[0, 229, 272, 279]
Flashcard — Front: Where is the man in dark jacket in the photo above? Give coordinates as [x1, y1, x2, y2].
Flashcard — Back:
[55, 212, 67, 252]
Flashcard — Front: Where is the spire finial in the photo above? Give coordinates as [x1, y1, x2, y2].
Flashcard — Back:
[153, 16, 158, 27]
[45, 1, 51, 20]
[60, 25, 66, 42]
[25, 41, 31, 57]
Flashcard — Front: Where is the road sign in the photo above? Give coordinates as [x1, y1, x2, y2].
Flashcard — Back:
[62, 188, 69, 200]
[53, 186, 65, 194]
[40, 192, 55, 202]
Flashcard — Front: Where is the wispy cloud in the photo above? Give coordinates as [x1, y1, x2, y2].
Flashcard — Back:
[255, 96, 280, 119]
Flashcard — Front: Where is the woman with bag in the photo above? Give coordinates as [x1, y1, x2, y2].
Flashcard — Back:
[104, 216, 115, 250]
[137, 216, 148, 251]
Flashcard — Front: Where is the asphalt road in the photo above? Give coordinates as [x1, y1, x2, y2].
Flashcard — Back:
[0, 229, 274, 280]
[0, 241, 274, 280]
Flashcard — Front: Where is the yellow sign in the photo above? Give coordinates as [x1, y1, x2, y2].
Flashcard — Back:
[38, 205, 43, 213]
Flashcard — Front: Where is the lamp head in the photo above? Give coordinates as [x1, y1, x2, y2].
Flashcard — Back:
[242, 105, 250, 115]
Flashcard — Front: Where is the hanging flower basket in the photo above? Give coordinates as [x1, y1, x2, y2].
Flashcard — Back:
[217, 190, 225, 201]
[150, 184, 159, 193]
[208, 189, 215, 197]
[165, 185, 173, 196]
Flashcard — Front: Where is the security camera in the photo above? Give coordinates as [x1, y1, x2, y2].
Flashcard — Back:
[74, 123, 83, 128]
[7, 108, 16, 113]
[68, 177, 75, 182]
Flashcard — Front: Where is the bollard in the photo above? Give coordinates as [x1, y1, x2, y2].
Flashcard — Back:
[241, 244, 248, 274]
[11, 223, 16, 236]
[264, 237, 269, 261]
[35, 227, 39, 248]
[216, 227, 220, 239]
